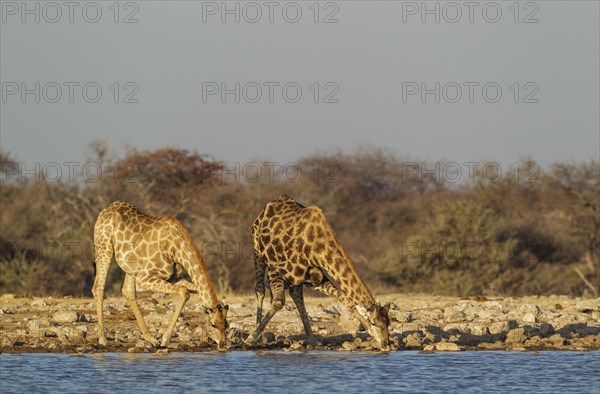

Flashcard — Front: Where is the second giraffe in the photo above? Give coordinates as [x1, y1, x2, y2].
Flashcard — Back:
[246, 195, 391, 351]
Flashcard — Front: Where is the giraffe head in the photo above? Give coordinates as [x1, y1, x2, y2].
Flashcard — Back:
[206, 303, 230, 351]
[365, 303, 391, 351]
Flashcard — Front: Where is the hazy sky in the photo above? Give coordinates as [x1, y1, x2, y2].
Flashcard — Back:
[1, 1, 599, 168]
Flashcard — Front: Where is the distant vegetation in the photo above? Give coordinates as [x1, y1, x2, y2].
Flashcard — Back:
[1, 142, 598, 297]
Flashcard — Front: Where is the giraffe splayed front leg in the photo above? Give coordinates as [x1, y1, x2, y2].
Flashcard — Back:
[245, 276, 285, 345]
[289, 285, 317, 347]
[122, 274, 160, 347]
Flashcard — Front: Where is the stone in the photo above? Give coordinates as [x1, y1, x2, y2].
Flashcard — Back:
[341, 341, 356, 350]
[483, 301, 504, 310]
[80, 314, 96, 323]
[403, 332, 423, 348]
[434, 342, 461, 352]
[262, 332, 276, 343]
[444, 308, 466, 323]
[576, 325, 600, 337]
[52, 311, 80, 323]
[539, 323, 555, 337]
[489, 321, 514, 335]
[477, 342, 504, 350]
[523, 312, 537, 324]
[505, 327, 527, 344]
[390, 311, 413, 323]
[467, 324, 489, 336]
[290, 341, 303, 350]
[31, 299, 49, 308]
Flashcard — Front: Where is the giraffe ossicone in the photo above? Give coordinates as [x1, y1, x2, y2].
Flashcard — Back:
[249, 194, 391, 351]
[92, 201, 230, 350]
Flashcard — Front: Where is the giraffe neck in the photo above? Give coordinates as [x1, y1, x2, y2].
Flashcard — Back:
[171, 220, 219, 308]
[308, 214, 376, 310]
[332, 245, 376, 310]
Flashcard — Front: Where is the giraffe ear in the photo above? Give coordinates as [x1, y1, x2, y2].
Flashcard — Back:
[222, 304, 229, 318]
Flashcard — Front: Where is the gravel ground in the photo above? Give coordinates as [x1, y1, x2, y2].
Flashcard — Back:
[1, 293, 598, 354]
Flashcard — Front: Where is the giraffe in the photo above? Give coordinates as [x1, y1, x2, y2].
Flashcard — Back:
[245, 195, 391, 351]
[92, 201, 230, 350]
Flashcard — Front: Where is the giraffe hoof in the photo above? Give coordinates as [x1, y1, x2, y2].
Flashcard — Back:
[98, 337, 108, 346]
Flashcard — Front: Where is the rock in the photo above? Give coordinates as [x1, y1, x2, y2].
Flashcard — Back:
[434, 342, 461, 352]
[523, 312, 537, 324]
[1, 294, 16, 299]
[549, 334, 568, 347]
[505, 327, 527, 344]
[443, 323, 468, 335]
[403, 332, 422, 348]
[80, 314, 96, 323]
[467, 324, 489, 336]
[539, 323, 555, 337]
[418, 309, 443, 321]
[262, 332, 276, 343]
[576, 325, 600, 337]
[28, 320, 43, 334]
[341, 341, 356, 350]
[31, 299, 49, 308]
[477, 308, 504, 321]
[52, 311, 80, 323]
[155, 348, 169, 355]
[519, 304, 540, 319]
[483, 301, 504, 310]
[422, 344, 435, 352]
[444, 308, 466, 323]
[390, 311, 412, 323]
[289, 341, 303, 350]
[178, 333, 192, 342]
[477, 342, 504, 350]
[489, 321, 516, 335]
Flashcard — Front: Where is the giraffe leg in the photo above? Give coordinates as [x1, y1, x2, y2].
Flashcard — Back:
[245, 277, 285, 345]
[137, 274, 190, 348]
[174, 279, 197, 293]
[254, 252, 267, 328]
[122, 274, 160, 347]
[314, 281, 370, 332]
[289, 285, 316, 346]
[92, 240, 112, 346]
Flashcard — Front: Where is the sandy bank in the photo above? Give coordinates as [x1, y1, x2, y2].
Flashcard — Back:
[1, 293, 598, 354]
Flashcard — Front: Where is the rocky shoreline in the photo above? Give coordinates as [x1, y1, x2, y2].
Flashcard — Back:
[1, 293, 598, 354]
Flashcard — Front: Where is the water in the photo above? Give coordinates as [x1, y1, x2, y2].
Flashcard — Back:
[1, 351, 599, 394]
